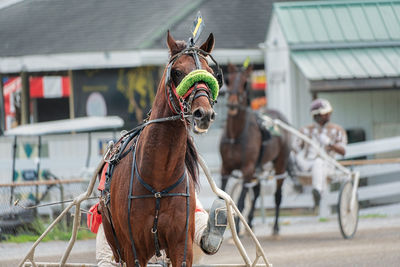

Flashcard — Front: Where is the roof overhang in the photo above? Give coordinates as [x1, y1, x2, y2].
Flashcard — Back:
[4, 116, 124, 136]
[0, 49, 264, 74]
[291, 47, 400, 91]
[310, 77, 400, 92]
[0, 50, 168, 74]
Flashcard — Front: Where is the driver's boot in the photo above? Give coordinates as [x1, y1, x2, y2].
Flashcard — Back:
[200, 199, 228, 255]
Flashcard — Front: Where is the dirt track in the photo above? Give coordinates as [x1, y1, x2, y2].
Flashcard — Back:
[3, 216, 400, 267]
[204, 226, 400, 267]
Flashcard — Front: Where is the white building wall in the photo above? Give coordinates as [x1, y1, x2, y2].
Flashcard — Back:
[290, 60, 313, 128]
[265, 14, 294, 123]
[0, 132, 118, 184]
[319, 90, 400, 143]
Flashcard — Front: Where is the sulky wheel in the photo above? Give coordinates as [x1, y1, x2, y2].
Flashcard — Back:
[338, 181, 359, 239]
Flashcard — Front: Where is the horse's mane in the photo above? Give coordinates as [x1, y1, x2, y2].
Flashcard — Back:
[185, 135, 199, 190]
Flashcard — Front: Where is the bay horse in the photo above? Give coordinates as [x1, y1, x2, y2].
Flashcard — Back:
[219, 63, 291, 236]
[100, 31, 222, 267]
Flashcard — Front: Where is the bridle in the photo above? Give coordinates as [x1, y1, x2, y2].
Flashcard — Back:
[164, 46, 223, 119]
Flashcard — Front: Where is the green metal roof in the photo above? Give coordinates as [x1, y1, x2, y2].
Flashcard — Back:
[291, 47, 400, 80]
[275, 0, 400, 46]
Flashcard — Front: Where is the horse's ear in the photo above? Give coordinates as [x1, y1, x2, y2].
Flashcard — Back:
[199, 33, 215, 53]
[167, 30, 180, 56]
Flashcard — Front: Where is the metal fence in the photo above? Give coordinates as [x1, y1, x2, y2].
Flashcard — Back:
[0, 131, 116, 239]
[0, 179, 97, 237]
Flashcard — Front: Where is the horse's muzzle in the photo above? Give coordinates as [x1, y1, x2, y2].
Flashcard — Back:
[227, 103, 240, 116]
[192, 107, 216, 134]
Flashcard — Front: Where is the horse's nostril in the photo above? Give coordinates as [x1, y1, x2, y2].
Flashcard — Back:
[193, 108, 204, 119]
[210, 111, 216, 121]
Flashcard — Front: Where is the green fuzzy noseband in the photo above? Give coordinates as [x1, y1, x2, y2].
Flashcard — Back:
[176, 69, 219, 101]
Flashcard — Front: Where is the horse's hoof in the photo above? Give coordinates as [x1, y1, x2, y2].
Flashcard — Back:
[200, 199, 227, 255]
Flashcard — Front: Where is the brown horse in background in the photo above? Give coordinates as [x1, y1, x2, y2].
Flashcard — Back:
[100, 32, 220, 267]
[220, 63, 291, 235]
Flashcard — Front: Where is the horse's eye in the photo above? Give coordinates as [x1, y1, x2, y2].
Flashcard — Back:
[172, 69, 185, 85]
[224, 76, 230, 86]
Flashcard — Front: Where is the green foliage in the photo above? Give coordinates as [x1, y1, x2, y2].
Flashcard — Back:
[3, 218, 96, 243]
[360, 214, 387, 219]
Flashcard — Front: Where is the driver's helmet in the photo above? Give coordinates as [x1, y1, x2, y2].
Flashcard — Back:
[310, 98, 333, 116]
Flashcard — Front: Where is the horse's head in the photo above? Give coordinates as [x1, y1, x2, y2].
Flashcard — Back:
[164, 31, 222, 134]
[225, 63, 253, 116]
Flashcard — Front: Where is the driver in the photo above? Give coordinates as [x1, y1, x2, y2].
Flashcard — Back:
[293, 99, 347, 212]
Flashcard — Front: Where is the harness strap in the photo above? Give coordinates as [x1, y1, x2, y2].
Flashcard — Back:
[101, 111, 193, 267]
[126, 139, 190, 261]
[130, 152, 189, 258]
[128, 146, 141, 267]
[182, 172, 190, 267]
[134, 165, 187, 196]
[124, 114, 188, 138]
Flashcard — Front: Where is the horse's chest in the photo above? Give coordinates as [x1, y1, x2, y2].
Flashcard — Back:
[222, 143, 247, 165]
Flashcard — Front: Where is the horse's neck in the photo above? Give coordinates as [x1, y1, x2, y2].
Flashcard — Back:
[226, 109, 248, 139]
[136, 89, 187, 187]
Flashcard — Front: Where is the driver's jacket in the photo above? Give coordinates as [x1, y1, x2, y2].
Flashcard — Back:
[294, 122, 347, 160]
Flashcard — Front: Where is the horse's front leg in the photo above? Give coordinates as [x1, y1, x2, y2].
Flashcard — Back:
[247, 181, 261, 230]
[234, 184, 248, 235]
[272, 147, 290, 237]
[167, 237, 193, 267]
[220, 165, 231, 192]
[166, 197, 195, 267]
[235, 166, 257, 234]
[273, 176, 285, 236]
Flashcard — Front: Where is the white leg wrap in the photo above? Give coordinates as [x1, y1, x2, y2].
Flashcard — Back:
[274, 172, 287, 180]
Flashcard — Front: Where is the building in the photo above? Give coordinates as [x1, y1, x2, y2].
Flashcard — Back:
[0, 0, 292, 133]
[265, 0, 400, 142]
